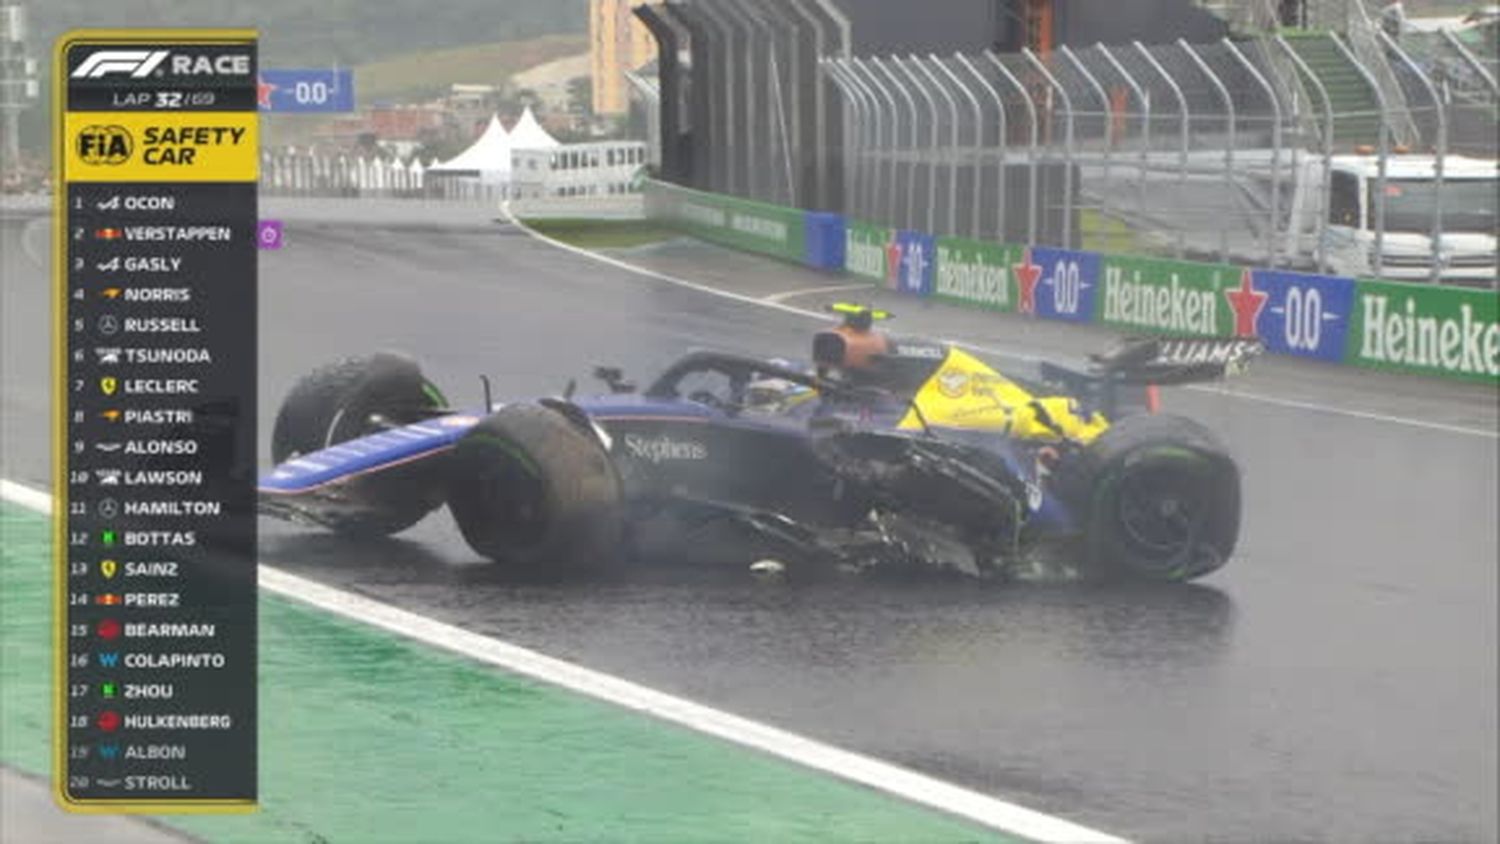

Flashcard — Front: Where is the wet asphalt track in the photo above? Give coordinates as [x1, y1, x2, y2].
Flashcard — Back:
[3, 202, 1497, 843]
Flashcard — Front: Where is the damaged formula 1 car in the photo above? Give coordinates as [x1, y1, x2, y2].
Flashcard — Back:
[259, 305, 1262, 582]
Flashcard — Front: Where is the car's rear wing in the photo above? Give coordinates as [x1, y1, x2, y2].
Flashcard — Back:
[1040, 337, 1264, 418]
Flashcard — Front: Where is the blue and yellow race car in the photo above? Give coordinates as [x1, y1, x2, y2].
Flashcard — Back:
[259, 306, 1260, 582]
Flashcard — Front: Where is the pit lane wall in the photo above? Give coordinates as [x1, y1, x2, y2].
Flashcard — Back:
[644, 180, 1499, 384]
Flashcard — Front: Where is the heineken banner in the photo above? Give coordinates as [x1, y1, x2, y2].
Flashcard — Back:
[644, 179, 804, 263]
[1245, 269, 1356, 362]
[1347, 279, 1499, 382]
[892, 230, 936, 296]
[643, 181, 1499, 383]
[845, 220, 895, 282]
[1025, 246, 1100, 323]
[933, 237, 1018, 312]
[1097, 255, 1239, 337]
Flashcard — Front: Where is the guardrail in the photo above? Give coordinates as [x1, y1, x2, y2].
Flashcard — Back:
[644, 178, 1498, 383]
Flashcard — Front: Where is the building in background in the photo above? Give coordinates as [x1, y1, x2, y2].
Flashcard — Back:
[590, 0, 655, 115]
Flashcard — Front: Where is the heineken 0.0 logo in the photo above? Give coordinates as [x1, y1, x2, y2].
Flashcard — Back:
[933, 237, 1014, 311]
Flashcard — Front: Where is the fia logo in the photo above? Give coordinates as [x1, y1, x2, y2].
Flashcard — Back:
[76, 126, 134, 166]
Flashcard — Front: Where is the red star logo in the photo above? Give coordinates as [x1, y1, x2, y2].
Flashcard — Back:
[1013, 248, 1043, 315]
[257, 75, 277, 109]
[884, 239, 903, 289]
[1224, 269, 1269, 338]
[96, 618, 121, 640]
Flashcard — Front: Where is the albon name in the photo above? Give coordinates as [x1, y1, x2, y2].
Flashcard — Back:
[121, 530, 196, 547]
[123, 226, 231, 242]
[121, 379, 198, 394]
[124, 317, 199, 333]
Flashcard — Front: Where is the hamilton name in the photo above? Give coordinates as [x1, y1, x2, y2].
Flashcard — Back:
[123, 226, 231, 243]
[124, 499, 219, 516]
[124, 317, 200, 333]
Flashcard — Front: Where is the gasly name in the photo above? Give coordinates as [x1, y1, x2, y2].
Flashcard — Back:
[1102, 266, 1217, 335]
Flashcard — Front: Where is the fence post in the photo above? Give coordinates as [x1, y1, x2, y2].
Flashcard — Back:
[1440, 28, 1498, 96]
[1228, 39, 1289, 269]
[894, 56, 942, 234]
[873, 56, 923, 230]
[1332, 32, 1389, 280]
[1179, 40, 1234, 262]
[821, 60, 863, 217]
[915, 55, 962, 236]
[1095, 45, 1150, 243]
[954, 53, 1007, 245]
[1133, 42, 1188, 258]
[843, 61, 887, 222]
[984, 50, 1038, 246]
[696, 2, 741, 196]
[1380, 29, 1447, 284]
[934, 54, 986, 241]
[1021, 47, 1075, 249]
[853, 57, 902, 226]
[1272, 35, 1330, 272]
[1059, 45, 1112, 243]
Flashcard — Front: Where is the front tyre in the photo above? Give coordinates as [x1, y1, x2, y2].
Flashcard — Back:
[1075, 414, 1240, 582]
[271, 352, 448, 537]
[446, 404, 622, 570]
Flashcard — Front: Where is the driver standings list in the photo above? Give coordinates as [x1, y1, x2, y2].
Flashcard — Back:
[57, 31, 258, 810]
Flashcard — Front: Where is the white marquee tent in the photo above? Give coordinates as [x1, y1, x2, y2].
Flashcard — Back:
[428, 114, 513, 182]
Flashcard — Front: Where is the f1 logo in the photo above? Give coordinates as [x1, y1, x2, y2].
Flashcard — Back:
[72, 50, 170, 79]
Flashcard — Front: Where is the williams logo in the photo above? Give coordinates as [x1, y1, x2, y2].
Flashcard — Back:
[623, 434, 707, 463]
[77, 126, 133, 166]
[72, 50, 170, 79]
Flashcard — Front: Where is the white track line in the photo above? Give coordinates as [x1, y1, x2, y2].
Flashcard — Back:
[0, 480, 1126, 843]
[763, 282, 875, 303]
[501, 204, 1498, 440]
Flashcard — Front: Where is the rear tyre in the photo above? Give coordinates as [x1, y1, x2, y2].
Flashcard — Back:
[1073, 414, 1240, 582]
[446, 404, 622, 570]
[271, 352, 448, 537]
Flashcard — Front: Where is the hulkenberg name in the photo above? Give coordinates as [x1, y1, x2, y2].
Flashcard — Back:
[121, 713, 233, 729]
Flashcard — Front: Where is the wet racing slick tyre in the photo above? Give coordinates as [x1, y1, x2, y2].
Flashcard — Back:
[271, 352, 449, 537]
[446, 404, 623, 571]
[1072, 413, 1240, 582]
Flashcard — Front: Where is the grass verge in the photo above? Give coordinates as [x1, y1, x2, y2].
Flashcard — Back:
[520, 217, 680, 250]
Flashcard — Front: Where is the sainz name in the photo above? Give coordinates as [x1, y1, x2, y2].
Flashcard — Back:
[139, 126, 248, 166]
